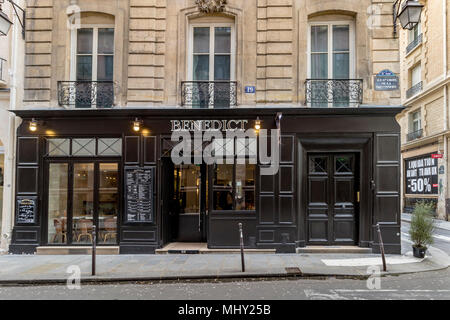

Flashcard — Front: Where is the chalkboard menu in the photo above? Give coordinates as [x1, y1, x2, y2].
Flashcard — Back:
[405, 154, 438, 195]
[16, 197, 37, 224]
[125, 167, 154, 223]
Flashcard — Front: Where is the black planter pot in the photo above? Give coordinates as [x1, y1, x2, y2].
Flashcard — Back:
[413, 246, 427, 258]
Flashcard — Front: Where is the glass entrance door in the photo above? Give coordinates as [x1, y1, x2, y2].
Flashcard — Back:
[47, 161, 119, 245]
[169, 164, 207, 242]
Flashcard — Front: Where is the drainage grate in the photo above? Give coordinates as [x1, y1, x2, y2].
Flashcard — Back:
[285, 267, 302, 275]
[168, 250, 200, 254]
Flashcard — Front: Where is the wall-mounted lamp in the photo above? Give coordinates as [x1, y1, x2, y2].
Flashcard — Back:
[254, 117, 261, 131]
[393, 0, 423, 36]
[0, 0, 25, 39]
[133, 118, 143, 132]
[29, 118, 37, 132]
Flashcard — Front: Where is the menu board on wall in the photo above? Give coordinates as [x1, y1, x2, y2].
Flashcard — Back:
[125, 167, 154, 223]
[16, 197, 37, 224]
[405, 154, 438, 195]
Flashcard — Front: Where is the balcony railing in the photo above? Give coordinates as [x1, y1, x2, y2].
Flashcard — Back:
[181, 81, 238, 108]
[406, 33, 423, 55]
[406, 81, 423, 99]
[305, 79, 363, 107]
[58, 81, 115, 108]
[407, 129, 423, 142]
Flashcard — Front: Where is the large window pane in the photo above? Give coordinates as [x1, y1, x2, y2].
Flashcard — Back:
[47, 164, 68, 244]
[214, 55, 230, 81]
[72, 163, 94, 244]
[333, 25, 349, 52]
[76, 55, 92, 81]
[193, 55, 209, 81]
[214, 164, 233, 187]
[99, 163, 118, 244]
[215, 27, 231, 53]
[333, 53, 349, 79]
[235, 164, 256, 211]
[311, 26, 328, 52]
[77, 29, 93, 54]
[176, 165, 201, 214]
[311, 53, 328, 79]
[194, 27, 210, 53]
[98, 28, 114, 54]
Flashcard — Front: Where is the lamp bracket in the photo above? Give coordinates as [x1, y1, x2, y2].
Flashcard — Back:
[0, 0, 25, 39]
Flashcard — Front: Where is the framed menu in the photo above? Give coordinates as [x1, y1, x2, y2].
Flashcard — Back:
[16, 196, 37, 224]
[125, 167, 155, 223]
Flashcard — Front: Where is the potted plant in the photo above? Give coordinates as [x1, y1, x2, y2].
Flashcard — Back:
[409, 201, 435, 258]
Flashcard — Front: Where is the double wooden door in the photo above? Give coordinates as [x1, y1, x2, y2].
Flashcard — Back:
[306, 153, 360, 245]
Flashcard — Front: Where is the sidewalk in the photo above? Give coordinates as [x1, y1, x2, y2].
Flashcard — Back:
[402, 213, 450, 231]
[0, 247, 448, 285]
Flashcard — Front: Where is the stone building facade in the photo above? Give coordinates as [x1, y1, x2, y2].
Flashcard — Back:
[397, 0, 450, 220]
[5, 0, 405, 254]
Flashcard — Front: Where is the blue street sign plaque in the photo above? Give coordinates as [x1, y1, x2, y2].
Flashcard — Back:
[374, 69, 399, 91]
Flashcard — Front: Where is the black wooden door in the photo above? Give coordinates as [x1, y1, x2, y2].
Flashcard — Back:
[306, 153, 359, 245]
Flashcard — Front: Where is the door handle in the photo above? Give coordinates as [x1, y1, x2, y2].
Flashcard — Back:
[357, 191, 360, 203]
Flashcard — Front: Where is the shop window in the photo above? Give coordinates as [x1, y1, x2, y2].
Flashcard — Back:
[45, 138, 122, 157]
[47, 139, 70, 157]
[98, 138, 122, 156]
[47, 163, 69, 244]
[213, 163, 256, 211]
[72, 138, 96, 156]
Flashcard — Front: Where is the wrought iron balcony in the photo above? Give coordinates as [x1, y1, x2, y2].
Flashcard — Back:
[406, 33, 423, 55]
[406, 81, 423, 99]
[58, 81, 116, 108]
[407, 129, 423, 142]
[181, 81, 238, 108]
[305, 79, 363, 107]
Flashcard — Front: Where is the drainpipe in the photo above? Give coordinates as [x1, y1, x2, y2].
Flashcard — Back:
[0, 2, 21, 252]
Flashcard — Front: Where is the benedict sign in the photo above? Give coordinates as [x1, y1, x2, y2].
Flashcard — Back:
[171, 120, 249, 132]
[405, 154, 438, 195]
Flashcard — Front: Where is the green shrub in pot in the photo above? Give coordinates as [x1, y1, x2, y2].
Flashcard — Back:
[409, 201, 435, 258]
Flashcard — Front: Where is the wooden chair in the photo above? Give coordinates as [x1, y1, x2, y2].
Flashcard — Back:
[103, 218, 117, 243]
[76, 219, 93, 243]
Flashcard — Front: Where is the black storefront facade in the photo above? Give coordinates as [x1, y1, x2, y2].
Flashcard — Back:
[9, 107, 403, 255]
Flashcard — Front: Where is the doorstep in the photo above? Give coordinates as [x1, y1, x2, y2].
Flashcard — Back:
[296, 246, 372, 254]
[156, 242, 276, 254]
[36, 246, 120, 255]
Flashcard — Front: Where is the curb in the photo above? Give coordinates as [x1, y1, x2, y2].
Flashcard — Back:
[0, 263, 448, 286]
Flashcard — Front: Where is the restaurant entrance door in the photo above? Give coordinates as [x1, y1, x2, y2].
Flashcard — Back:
[162, 159, 207, 243]
[45, 161, 120, 245]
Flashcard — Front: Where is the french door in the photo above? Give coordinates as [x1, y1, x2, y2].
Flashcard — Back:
[46, 161, 120, 245]
[188, 24, 235, 108]
[308, 22, 355, 107]
[72, 27, 115, 108]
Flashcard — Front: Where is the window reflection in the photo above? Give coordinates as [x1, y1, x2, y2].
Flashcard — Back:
[99, 163, 118, 244]
[72, 163, 94, 244]
[213, 164, 256, 211]
[47, 163, 68, 244]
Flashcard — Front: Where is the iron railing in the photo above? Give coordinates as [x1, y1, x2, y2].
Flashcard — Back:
[407, 129, 423, 142]
[181, 81, 238, 108]
[58, 81, 116, 108]
[406, 33, 423, 55]
[305, 79, 363, 107]
[406, 81, 423, 99]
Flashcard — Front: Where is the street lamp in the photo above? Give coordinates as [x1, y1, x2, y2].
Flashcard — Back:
[0, 0, 25, 38]
[393, 0, 423, 35]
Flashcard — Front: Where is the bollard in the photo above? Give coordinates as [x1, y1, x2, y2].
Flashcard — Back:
[92, 225, 96, 276]
[376, 223, 387, 272]
[239, 223, 245, 272]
